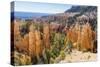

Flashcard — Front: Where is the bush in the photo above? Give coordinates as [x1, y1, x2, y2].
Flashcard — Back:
[50, 58, 55, 64]
[14, 51, 32, 65]
[60, 51, 66, 60]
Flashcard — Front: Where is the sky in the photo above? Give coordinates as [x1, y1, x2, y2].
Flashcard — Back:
[11, 1, 72, 14]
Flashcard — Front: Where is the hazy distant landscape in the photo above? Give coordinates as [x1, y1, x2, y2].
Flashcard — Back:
[11, 1, 97, 66]
[11, 12, 52, 20]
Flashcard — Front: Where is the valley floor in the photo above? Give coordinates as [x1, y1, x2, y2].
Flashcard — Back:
[59, 49, 97, 63]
